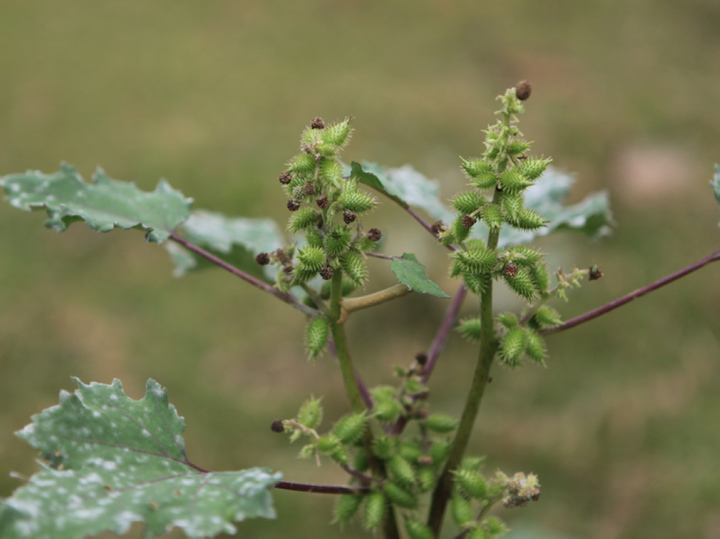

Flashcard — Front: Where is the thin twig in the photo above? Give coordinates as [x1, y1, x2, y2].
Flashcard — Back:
[274, 480, 369, 495]
[540, 249, 720, 336]
[423, 284, 469, 383]
[169, 232, 319, 317]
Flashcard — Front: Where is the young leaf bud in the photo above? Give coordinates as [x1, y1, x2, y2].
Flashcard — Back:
[332, 412, 367, 445]
[384, 481, 418, 509]
[455, 469, 488, 500]
[481, 203, 503, 230]
[306, 316, 330, 360]
[340, 251, 368, 286]
[287, 199, 301, 211]
[457, 317, 482, 341]
[451, 493, 474, 527]
[270, 419, 285, 433]
[297, 396, 323, 429]
[319, 265, 334, 280]
[462, 214, 477, 229]
[363, 491, 387, 531]
[452, 191, 487, 215]
[255, 252, 270, 266]
[366, 228, 382, 242]
[288, 208, 319, 233]
[278, 171, 292, 185]
[311, 117, 325, 129]
[503, 267, 537, 300]
[500, 327, 527, 366]
[404, 518, 434, 539]
[333, 494, 363, 525]
[515, 80, 532, 101]
[343, 210, 357, 224]
[426, 413, 460, 433]
[388, 454, 417, 486]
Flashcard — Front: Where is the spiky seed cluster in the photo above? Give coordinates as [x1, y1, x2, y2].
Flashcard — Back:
[498, 326, 546, 368]
[271, 117, 378, 292]
[305, 316, 330, 360]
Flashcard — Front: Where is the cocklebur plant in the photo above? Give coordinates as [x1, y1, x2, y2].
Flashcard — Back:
[0, 83, 718, 539]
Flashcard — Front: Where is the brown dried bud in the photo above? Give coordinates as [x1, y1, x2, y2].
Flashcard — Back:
[504, 262, 519, 279]
[418, 455, 433, 467]
[461, 214, 477, 229]
[274, 249, 291, 265]
[287, 199, 301, 211]
[415, 351, 428, 365]
[516, 80, 532, 101]
[311, 117, 325, 129]
[255, 252, 270, 266]
[430, 220, 445, 234]
[589, 265, 603, 281]
[319, 266, 334, 280]
[283, 264, 294, 275]
[303, 181, 316, 195]
[532, 490, 541, 502]
[279, 172, 292, 185]
[343, 210, 357, 224]
[367, 228, 382, 242]
[270, 419, 285, 433]
[316, 195, 329, 209]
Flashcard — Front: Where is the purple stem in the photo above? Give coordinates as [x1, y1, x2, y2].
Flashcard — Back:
[541, 249, 720, 336]
[274, 480, 369, 495]
[422, 284, 468, 383]
[169, 232, 318, 317]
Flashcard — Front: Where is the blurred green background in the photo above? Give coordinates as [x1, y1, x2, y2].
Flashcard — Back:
[1, 1, 719, 538]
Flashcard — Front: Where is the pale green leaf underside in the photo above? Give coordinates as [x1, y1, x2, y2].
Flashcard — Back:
[166, 210, 285, 281]
[352, 161, 612, 248]
[0, 379, 281, 538]
[0, 164, 192, 243]
[712, 165, 720, 223]
[390, 253, 450, 298]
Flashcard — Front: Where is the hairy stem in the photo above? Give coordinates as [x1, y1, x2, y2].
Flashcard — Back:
[169, 233, 319, 317]
[541, 248, 720, 336]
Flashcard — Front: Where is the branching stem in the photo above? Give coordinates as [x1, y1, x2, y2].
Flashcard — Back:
[339, 284, 413, 322]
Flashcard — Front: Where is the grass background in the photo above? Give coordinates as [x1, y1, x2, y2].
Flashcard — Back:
[1, 1, 719, 538]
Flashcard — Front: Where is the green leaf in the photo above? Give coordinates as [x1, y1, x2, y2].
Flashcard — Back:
[0, 379, 281, 538]
[0, 164, 192, 243]
[165, 210, 285, 281]
[390, 253, 450, 298]
[472, 167, 613, 248]
[351, 161, 454, 223]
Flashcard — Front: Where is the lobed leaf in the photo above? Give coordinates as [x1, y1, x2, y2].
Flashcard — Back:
[0, 164, 192, 243]
[165, 210, 285, 281]
[390, 253, 450, 298]
[0, 379, 281, 538]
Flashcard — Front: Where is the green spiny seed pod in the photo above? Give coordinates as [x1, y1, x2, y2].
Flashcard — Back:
[497, 313, 518, 329]
[467, 527, 488, 539]
[481, 203, 504, 230]
[460, 456, 486, 471]
[399, 440, 423, 463]
[512, 245, 544, 263]
[500, 327, 527, 366]
[429, 439, 452, 466]
[473, 171, 499, 190]
[297, 396, 323, 429]
[534, 306, 562, 328]
[305, 228, 324, 248]
[372, 435, 395, 459]
[455, 469, 488, 500]
[305, 316, 330, 360]
[340, 251, 368, 286]
[460, 157, 493, 178]
[451, 493, 475, 527]
[373, 400, 403, 422]
[503, 267, 537, 300]
[363, 491, 387, 531]
[388, 454, 417, 486]
[524, 330, 546, 364]
[297, 246, 326, 272]
[462, 271, 487, 295]
[451, 215, 472, 243]
[371, 385, 396, 401]
[288, 208, 319, 233]
[457, 317, 482, 340]
[287, 153, 316, 174]
[485, 516, 510, 536]
[331, 445, 350, 465]
[520, 157, 551, 180]
[332, 412, 367, 445]
[426, 413, 459, 433]
[322, 118, 353, 148]
[340, 190, 377, 213]
[292, 267, 319, 286]
[354, 448, 370, 472]
[452, 191, 487, 215]
[319, 158, 343, 186]
[384, 481, 418, 509]
[507, 140, 530, 157]
[417, 465, 436, 492]
[316, 434, 342, 455]
[528, 261, 550, 293]
[324, 226, 352, 257]
[454, 240, 496, 273]
[333, 494, 363, 525]
[502, 192, 524, 220]
[509, 208, 546, 231]
[404, 378, 423, 395]
[499, 170, 534, 194]
[404, 517, 434, 539]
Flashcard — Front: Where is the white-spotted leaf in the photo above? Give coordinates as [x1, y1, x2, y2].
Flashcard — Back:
[0, 164, 192, 242]
[390, 253, 450, 298]
[0, 379, 281, 538]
